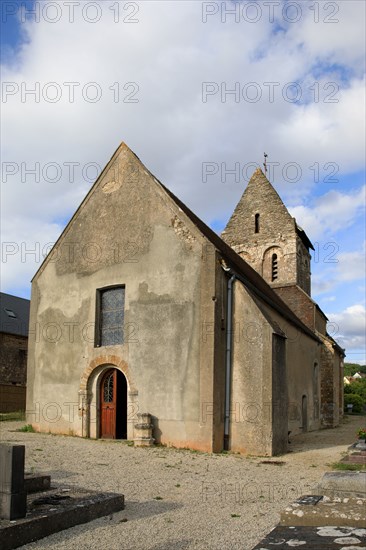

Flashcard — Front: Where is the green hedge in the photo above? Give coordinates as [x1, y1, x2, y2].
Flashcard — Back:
[344, 393, 364, 413]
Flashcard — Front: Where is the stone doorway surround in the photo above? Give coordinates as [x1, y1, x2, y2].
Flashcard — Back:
[78, 356, 138, 440]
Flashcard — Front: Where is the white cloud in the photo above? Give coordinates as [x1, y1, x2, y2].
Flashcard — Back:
[337, 248, 366, 282]
[289, 186, 366, 241]
[274, 77, 366, 175]
[328, 305, 366, 363]
[312, 244, 366, 297]
[321, 296, 336, 303]
[0, 219, 63, 293]
[287, 0, 366, 73]
[0, 0, 365, 321]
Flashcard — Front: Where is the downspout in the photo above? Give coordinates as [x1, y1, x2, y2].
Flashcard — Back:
[223, 268, 236, 451]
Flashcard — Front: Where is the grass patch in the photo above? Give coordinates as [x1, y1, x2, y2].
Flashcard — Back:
[153, 496, 163, 500]
[231, 514, 241, 518]
[0, 411, 25, 422]
[17, 424, 35, 433]
[331, 462, 366, 471]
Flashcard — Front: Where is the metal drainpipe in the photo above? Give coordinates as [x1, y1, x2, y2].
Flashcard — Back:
[224, 272, 236, 451]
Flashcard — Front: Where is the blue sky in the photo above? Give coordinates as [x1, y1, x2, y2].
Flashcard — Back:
[1, 1, 365, 363]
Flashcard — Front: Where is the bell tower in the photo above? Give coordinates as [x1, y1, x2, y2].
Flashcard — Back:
[221, 167, 313, 296]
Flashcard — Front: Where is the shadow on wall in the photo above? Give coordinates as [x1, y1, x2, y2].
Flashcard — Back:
[151, 415, 162, 444]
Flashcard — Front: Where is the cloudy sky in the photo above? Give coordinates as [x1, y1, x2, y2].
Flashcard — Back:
[1, 0, 365, 363]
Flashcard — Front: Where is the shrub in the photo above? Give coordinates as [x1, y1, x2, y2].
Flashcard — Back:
[17, 424, 35, 433]
[349, 380, 366, 402]
[344, 394, 363, 413]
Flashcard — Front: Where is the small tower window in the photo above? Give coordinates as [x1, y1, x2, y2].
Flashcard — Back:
[255, 213, 260, 233]
[271, 253, 278, 281]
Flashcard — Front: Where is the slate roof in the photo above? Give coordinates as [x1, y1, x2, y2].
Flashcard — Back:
[0, 292, 30, 337]
[295, 223, 314, 251]
[326, 332, 346, 357]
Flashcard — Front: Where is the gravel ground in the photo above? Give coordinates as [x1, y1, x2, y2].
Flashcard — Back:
[0, 415, 364, 550]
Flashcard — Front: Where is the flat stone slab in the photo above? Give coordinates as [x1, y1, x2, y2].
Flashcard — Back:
[24, 473, 51, 494]
[0, 487, 124, 550]
[317, 471, 366, 498]
[252, 525, 366, 549]
[342, 452, 366, 465]
[281, 495, 366, 528]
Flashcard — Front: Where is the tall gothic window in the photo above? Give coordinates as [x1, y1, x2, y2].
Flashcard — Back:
[255, 213, 260, 233]
[95, 287, 125, 346]
[271, 253, 278, 281]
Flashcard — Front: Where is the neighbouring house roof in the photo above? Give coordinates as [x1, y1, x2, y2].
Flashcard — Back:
[0, 292, 30, 337]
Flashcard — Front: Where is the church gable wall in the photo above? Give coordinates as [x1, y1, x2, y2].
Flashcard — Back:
[26, 145, 218, 450]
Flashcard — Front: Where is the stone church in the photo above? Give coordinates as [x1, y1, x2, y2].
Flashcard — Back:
[26, 143, 344, 455]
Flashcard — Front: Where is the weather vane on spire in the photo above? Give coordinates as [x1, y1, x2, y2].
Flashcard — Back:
[263, 152, 268, 175]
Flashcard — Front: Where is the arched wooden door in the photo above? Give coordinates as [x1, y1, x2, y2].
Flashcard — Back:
[100, 369, 127, 439]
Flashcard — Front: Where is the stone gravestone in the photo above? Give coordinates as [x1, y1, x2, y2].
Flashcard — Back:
[0, 444, 27, 520]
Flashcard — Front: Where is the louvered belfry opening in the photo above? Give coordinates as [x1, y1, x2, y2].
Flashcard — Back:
[271, 253, 278, 281]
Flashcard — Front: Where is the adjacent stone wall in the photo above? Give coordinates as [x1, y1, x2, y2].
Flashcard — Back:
[0, 384, 26, 413]
[271, 334, 288, 454]
[229, 282, 275, 456]
[320, 336, 339, 428]
[338, 355, 344, 420]
[315, 308, 327, 335]
[296, 240, 311, 295]
[0, 333, 27, 386]
[273, 285, 315, 331]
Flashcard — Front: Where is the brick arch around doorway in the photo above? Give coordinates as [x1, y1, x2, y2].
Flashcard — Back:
[79, 356, 138, 440]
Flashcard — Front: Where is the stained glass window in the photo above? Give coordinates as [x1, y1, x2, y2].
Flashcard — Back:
[100, 287, 125, 346]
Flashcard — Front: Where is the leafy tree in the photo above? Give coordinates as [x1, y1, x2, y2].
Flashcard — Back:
[344, 363, 366, 376]
[349, 380, 366, 401]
